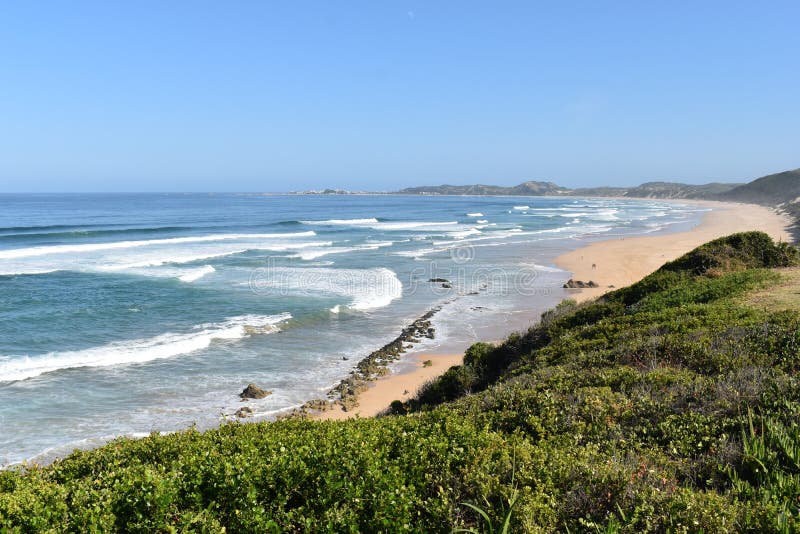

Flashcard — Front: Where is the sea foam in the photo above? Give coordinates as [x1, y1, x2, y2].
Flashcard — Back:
[178, 265, 216, 282]
[0, 313, 291, 383]
[0, 232, 317, 260]
[252, 267, 402, 310]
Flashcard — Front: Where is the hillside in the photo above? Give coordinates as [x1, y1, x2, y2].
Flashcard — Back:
[720, 169, 800, 205]
[397, 181, 569, 196]
[720, 169, 800, 240]
[396, 180, 741, 199]
[1, 232, 799, 532]
[572, 181, 741, 199]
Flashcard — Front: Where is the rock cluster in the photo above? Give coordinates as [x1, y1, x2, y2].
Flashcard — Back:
[295, 307, 442, 415]
[563, 279, 599, 288]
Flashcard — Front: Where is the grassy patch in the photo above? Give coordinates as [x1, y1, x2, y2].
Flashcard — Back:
[741, 267, 800, 312]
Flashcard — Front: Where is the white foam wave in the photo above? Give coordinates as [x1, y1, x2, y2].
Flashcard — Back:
[466, 212, 483, 217]
[522, 263, 565, 273]
[252, 267, 402, 310]
[178, 265, 216, 282]
[301, 218, 380, 225]
[290, 241, 393, 260]
[0, 268, 58, 276]
[0, 313, 292, 383]
[371, 221, 458, 231]
[4, 240, 334, 276]
[302, 218, 459, 232]
[449, 228, 482, 239]
[0, 232, 317, 260]
[477, 219, 489, 224]
[513, 206, 530, 210]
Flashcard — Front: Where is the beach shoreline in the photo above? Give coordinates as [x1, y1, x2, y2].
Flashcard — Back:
[312, 200, 793, 420]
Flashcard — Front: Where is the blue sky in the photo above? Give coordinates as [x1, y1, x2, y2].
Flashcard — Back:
[1, 1, 798, 192]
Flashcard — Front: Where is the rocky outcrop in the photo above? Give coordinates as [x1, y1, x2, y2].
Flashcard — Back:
[239, 383, 272, 399]
[234, 407, 253, 418]
[293, 307, 444, 415]
[563, 279, 599, 288]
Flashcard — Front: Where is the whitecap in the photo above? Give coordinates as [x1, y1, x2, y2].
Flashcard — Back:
[178, 265, 216, 283]
[0, 313, 292, 383]
[300, 218, 379, 225]
[290, 241, 393, 260]
[251, 267, 402, 311]
[0, 232, 317, 260]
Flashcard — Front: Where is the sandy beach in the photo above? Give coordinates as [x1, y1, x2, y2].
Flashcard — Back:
[313, 200, 793, 420]
[314, 353, 463, 420]
[555, 201, 792, 302]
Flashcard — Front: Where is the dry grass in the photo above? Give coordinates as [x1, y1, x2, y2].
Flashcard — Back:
[741, 267, 800, 311]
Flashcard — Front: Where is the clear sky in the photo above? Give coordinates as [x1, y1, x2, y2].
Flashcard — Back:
[1, 1, 798, 192]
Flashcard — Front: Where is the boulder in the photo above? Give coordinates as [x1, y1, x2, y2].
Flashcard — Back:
[234, 406, 253, 418]
[239, 383, 272, 399]
[563, 279, 600, 289]
[429, 278, 450, 283]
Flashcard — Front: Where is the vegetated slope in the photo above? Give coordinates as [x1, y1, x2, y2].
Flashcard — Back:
[2, 232, 800, 532]
[572, 181, 741, 199]
[395, 180, 738, 199]
[721, 169, 800, 241]
[397, 181, 569, 196]
[720, 169, 800, 205]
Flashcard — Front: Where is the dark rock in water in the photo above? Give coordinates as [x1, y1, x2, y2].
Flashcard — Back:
[466, 291, 479, 295]
[608, 285, 615, 288]
[342, 356, 349, 360]
[429, 278, 450, 283]
[441, 282, 452, 289]
[234, 407, 253, 418]
[240, 383, 272, 399]
[563, 279, 600, 289]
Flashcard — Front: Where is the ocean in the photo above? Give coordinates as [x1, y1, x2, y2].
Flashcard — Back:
[0, 193, 706, 465]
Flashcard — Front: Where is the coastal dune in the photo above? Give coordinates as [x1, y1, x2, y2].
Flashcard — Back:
[556, 201, 792, 302]
[315, 200, 792, 420]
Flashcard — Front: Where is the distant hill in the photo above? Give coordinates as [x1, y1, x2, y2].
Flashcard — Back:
[572, 181, 741, 200]
[396, 180, 740, 199]
[397, 180, 569, 196]
[720, 168, 800, 241]
[719, 169, 800, 205]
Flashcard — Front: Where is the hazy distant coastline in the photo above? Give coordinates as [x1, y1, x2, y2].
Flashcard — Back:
[289, 167, 800, 241]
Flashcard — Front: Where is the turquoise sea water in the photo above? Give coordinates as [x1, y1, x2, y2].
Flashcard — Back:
[0, 193, 706, 465]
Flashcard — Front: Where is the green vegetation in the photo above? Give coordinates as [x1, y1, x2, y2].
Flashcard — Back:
[720, 169, 800, 206]
[2, 231, 800, 532]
